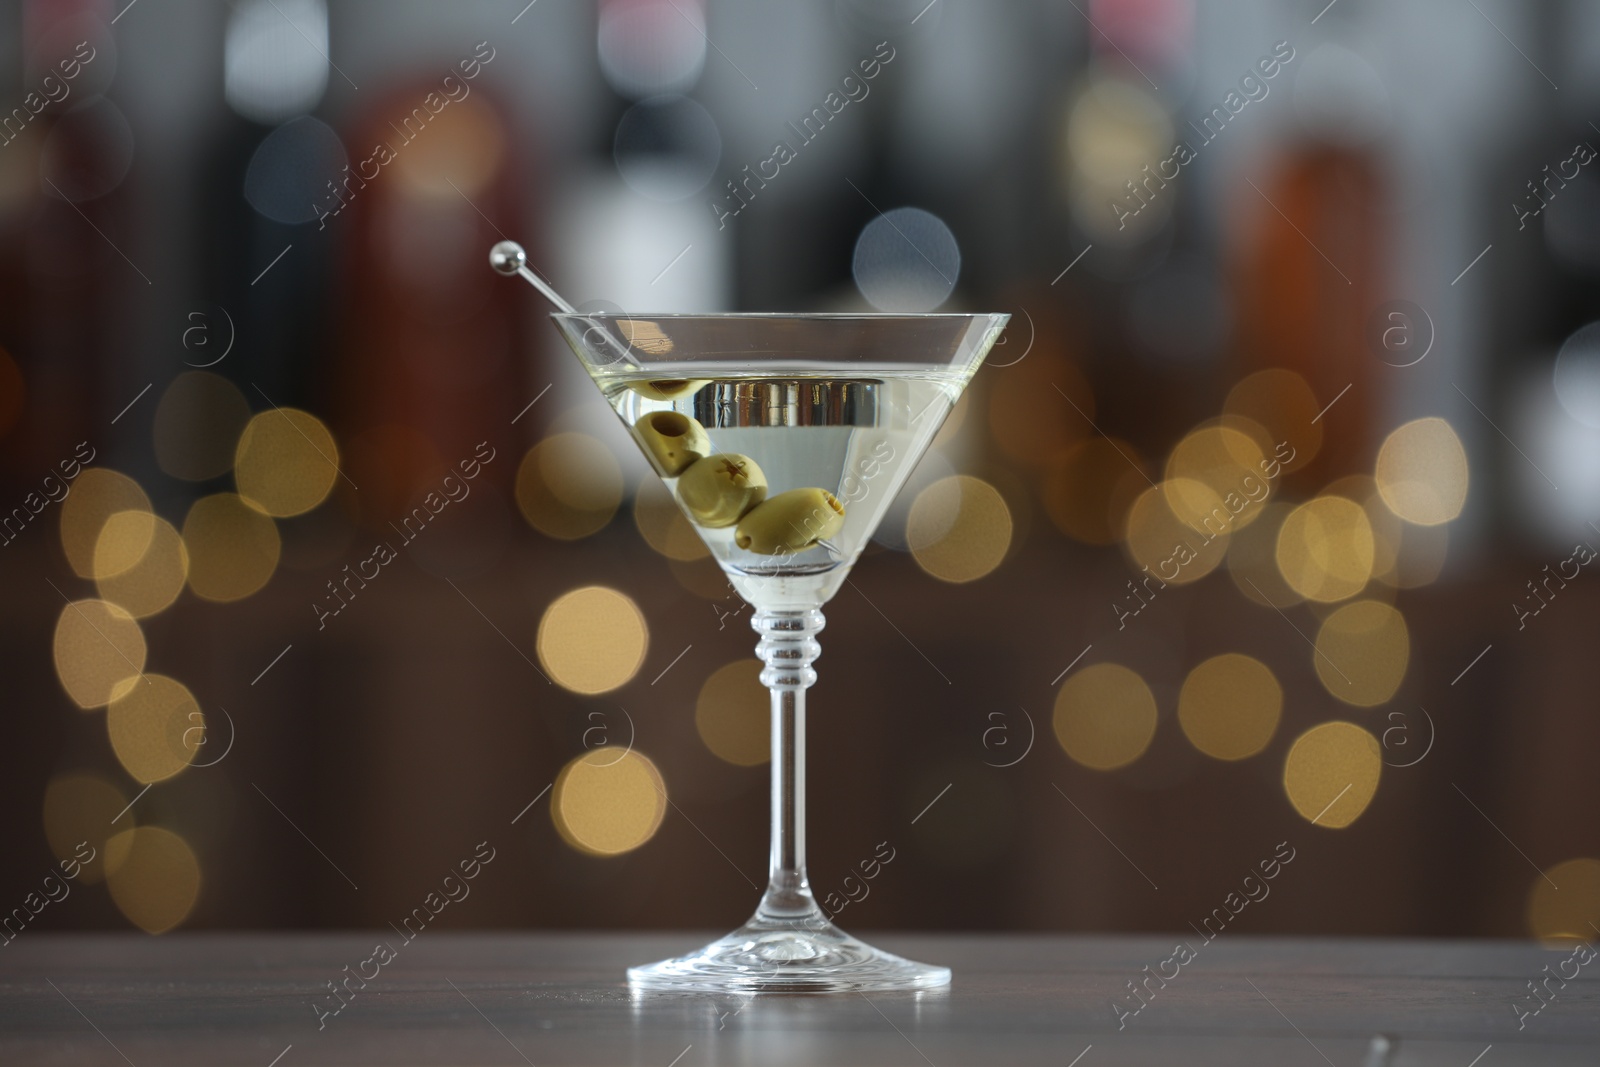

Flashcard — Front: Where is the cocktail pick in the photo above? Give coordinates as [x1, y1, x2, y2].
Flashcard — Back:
[491, 240, 643, 368]
[488, 240, 576, 313]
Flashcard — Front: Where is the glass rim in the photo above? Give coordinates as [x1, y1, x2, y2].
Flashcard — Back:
[548, 311, 1011, 321]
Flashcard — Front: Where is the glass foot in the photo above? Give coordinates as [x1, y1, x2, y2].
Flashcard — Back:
[628, 914, 951, 994]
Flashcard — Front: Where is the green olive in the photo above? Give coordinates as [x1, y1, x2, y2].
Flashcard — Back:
[678, 454, 767, 528]
[735, 488, 846, 555]
[633, 410, 711, 477]
[626, 379, 708, 401]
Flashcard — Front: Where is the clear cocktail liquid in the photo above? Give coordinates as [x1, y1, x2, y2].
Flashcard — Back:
[602, 367, 962, 607]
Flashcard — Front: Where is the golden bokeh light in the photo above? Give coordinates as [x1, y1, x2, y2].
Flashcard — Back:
[1276, 495, 1375, 602]
[552, 748, 667, 856]
[1178, 654, 1282, 760]
[538, 433, 620, 512]
[95, 513, 189, 618]
[59, 468, 151, 579]
[1527, 858, 1600, 942]
[537, 586, 649, 694]
[1159, 477, 1227, 539]
[1066, 76, 1173, 190]
[515, 433, 623, 540]
[1042, 436, 1146, 545]
[1313, 600, 1409, 706]
[1065, 78, 1173, 241]
[1223, 368, 1322, 473]
[634, 476, 710, 561]
[234, 408, 341, 517]
[52, 599, 147, 709]
[1164, 424, 1270, 531]
[107, 674, 203, 784]
[1053, 663, 1158, 771]
[695, 660, 769, 766]
[1124, 482, 1229, 585]
[183, 493, 281, 602]
[1358, 479, 1401, 580]
[153, 371, 251, 482]
[907, 475, 1013, 584]
[105, 826, 202, 933]
[1283, 721, 1381, 828]
[1325, 475, 1449, 590]
[1226, 502, 1303, 608]
[42, 772, 136, 884]
[92, 510, 156, 579]
[1375, 416, 1468, 526]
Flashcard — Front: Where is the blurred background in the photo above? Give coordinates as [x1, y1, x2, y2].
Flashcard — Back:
[3, 0, 1599, 945]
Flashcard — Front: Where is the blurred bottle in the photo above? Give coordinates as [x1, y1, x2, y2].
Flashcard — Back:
[1485, 3, 1600, 544]
[1052, 0, 1201, 455]
[326, 73, 534, 530]
[1232, 27, 1390, 488]
[1, 0, 122, 475]
[203, 0, 340, 415]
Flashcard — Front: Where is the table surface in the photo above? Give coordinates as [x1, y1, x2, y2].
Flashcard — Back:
[2, 932, 1597, 1065]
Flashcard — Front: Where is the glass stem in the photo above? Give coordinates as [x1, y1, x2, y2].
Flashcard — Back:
[752, 607, 826, 923]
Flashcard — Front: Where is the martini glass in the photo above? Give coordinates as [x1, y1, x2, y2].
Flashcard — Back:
[492, 243, 1008, 993]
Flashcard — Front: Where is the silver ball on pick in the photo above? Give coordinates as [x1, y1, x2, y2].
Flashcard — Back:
[489, 240, 527, 276]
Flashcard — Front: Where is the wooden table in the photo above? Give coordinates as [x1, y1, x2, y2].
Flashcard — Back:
[2, 933, 1596, 1064]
